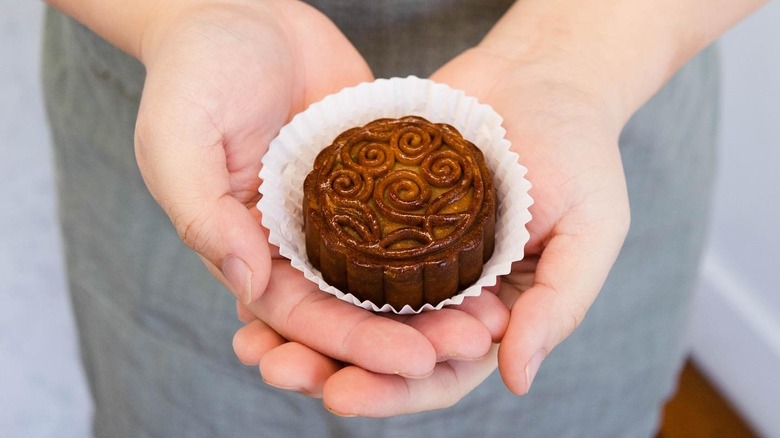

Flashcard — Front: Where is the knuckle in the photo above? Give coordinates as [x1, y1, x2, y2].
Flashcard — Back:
[171, 207, 215, 256]
[562, 301, 586, 335]
[539, 280, 589, 338]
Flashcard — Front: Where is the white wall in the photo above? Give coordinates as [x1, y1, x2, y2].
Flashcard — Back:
[0, 1, 92, 437]
[690, 2, 780, 437]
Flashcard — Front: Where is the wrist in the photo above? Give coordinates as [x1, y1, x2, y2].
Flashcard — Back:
[479, 0, 766, 125]
[45, 0, 293, 65]
[139, 0, 288, 66]
[45, 0, 174, 59]
[478, 3, 676, 125]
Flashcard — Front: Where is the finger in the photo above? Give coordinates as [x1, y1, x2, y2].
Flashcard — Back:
[233, 320, 286, 365]
[247, 260, 437, 378]
[401, 308, 492, 362]
[260, 342, 342, 398]
[323, 345, 498, 417]
[235, 301, 257, 324]
[498, 221, 627, 395]
[399, 286, 512, 362]
[451, 285, 510, 342]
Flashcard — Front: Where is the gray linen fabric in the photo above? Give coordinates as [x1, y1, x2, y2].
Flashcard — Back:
[42, 1, 719, 436]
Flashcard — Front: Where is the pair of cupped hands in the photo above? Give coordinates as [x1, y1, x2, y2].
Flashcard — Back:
[134, 0, 630, 417]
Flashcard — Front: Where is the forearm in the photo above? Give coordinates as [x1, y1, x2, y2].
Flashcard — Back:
[44, 0, 172, 59]
[481, 0, 767, 122]
[43, 0, 290, 64]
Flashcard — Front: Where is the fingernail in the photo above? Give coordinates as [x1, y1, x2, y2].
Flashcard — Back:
[223, 256, 253, 304]
[262, 379, 312, 396]
[323, 402, 358, 418]
[395, 368, 434, 379]
[524, 350, 546, 393]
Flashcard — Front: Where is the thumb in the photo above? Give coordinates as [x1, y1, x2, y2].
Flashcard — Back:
[498, 212, 629, 395]
[182, 194, 272, 305]
[134, 103, 272, 304]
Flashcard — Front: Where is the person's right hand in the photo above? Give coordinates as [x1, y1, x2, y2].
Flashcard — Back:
[134, 0, 371, 304]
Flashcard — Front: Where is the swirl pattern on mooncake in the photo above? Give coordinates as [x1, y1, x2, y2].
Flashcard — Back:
[303, 116, 495, 310]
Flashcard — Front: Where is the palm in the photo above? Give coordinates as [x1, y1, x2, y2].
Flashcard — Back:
[137, 1, 372, 209]
[134, 0, 376, 299]
[431, 48, 630, 392]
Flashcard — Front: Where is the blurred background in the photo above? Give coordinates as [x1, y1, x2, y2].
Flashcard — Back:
[1, 1, 778, 437]
[1, 2, 91, 438]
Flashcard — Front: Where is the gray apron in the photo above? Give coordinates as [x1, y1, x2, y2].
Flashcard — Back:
[42, 1, 719, 436]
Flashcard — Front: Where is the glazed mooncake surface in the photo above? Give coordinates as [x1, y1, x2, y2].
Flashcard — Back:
[303, 116, 495, 310]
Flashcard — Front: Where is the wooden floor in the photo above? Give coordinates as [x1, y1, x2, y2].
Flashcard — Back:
[658, 359, 757, 438]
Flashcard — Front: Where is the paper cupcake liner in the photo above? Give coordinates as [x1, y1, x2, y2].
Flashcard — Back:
[258, 76, 533, 314]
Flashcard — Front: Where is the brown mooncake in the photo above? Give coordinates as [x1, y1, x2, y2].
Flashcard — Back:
[303, 116, 496, 310]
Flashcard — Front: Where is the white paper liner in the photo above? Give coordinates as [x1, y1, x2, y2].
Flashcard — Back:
[258, 76, 533, 314]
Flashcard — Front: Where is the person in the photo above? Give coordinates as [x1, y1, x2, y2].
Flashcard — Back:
[42, 0, 764, 436]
